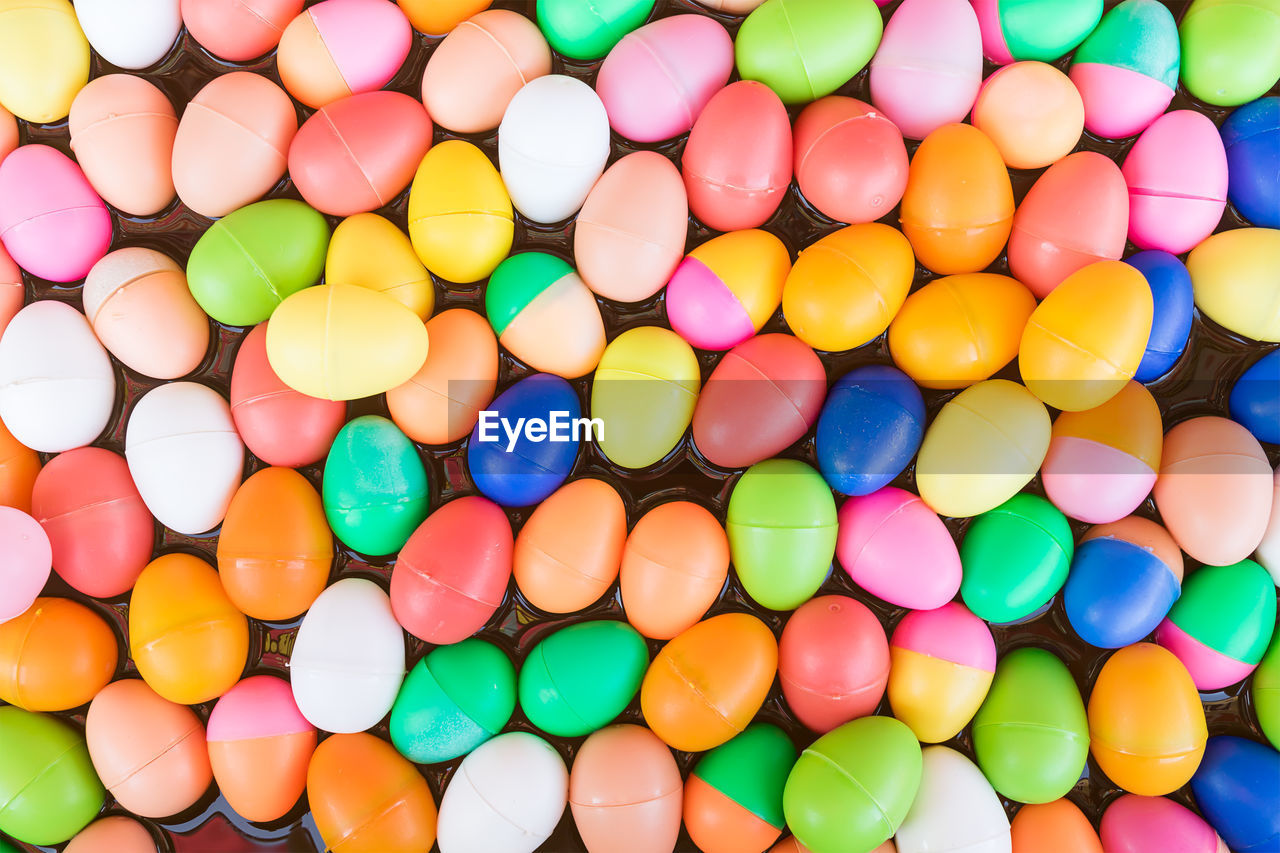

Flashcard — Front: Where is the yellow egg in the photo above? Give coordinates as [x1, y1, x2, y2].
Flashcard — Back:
[408, 140, 513, 284]
[266, 284, 430, 402]
[0, 0, 89, 123]
[326, 214, 434, 320]
[1187, 227, 1280, 342]
[916, 379, 1051, 518]
[1019, 260, 1153, 412]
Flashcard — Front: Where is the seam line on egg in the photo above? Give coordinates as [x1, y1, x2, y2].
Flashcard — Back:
[521, 540, 608, 585]
[1160, 451, 1271, 474]
[70, 112, 179, 141]
[321, 110, 384, 205]
[661, 654, 736, 729]
[576, 219, 675, 255]
[625, 549, 719, 583]
[1127, 187, 1226, 203]
[231, 0, 286, 33]
[717, 353, 812, 424]
[231, 388, 299, 408]
[106, 722, 204, 790]
[774, 0, 815, 98]
[465, 21, 529, 88]
[1027, 321, 1125, 377]
[597, 366, 698, 396]
[34, 495, 137, 525]
[457, 762, 544, 839]
[125, 430, 240, 454]
[399, 560, 502, 608]
[183, 102, 291, 160]
[798, 747, 895, 831]
[0, 739, 86, 815]
[943, 282, 986, 367]
[219, 229, 279, 302]
[318, 790, 420, 849]
[956, 401, 1042, 473]
[809, 244, 889, 319]
[631, 35, 696, 130]
[837, 498, 914, 568]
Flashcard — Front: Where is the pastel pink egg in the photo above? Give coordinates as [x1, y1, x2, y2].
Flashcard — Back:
[277, 0, 413, 109]
[1100, 794, 1227, 853]
[0, 506, 52, 624]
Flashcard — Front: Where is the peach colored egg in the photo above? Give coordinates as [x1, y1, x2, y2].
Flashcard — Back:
[0, 103, 15, 162]
[171, 72, 297, 218]
[181, 0, 303, 61]
[64, 817, 157, 853]
[570, 725, 683, 853]
[68, 75, 176, 217]
[276, 0, 413, 109]
[972, 61, 1084, 169]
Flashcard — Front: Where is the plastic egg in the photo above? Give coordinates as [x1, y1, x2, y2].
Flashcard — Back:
[536, 0, 654, 60]
[518, 620, 649, 737]
[64, 817, 158, 853]
[407, 139, 513, 284]
[0, 146, 110, 283]
[290, 577, 405, 733]
[792, 96, 908, 224]
[888, 603, 998, 743]
[436, 732, 566, 853]
[1069, 0, 1179, 139]
[398, 0, 490, 34]
[1125, 250, 1194, 381]
[499, 75, 609, 224]
[1190, 736, 1280, 853]
[387, 308, 498, 445]
[0, 707, 102, 845]
[31, 447, 151, 598]
[782, 223, 915, 352]
[1154, 416, 1273, 566]
[619, 501, 729, 640]
[1010, 799, 1102, 853]
[735, 0, 882, 104]
[961, 493, 1073, 624]
[596, 15, 733, 143]
[895, 746, 1011, 853]
[389, 638, 516, 763]
[391, 496, 513, 644]
[326, 213, 433, 319]
[869, 0, 981, 139]
[171, 72, 296, 219]
[82, 248, 208, 380]
[1179, 0, 1280, 106]
[68, 75, 177, 216]
[206, 676, 316, 823]
[574, 151, 687, 303]
[74, 0, 180, 69]
[0, 597, 116, 711]
[783, 716, 922, 853]
[277, 0, 411, 108]
[1221, 97, 1280, 228]
[514, 478, 626, 613]
[307, 732, 437, 852]
[641, 612, 777, 752]
[837, 487, 962, 610]
[915, 379, 1051, 519]
[1087, 642, 1207, 796]
[1231, 350, 1280, 445]
[186, 198, 329, 327]
[180, 0, 302, 60]
[1124, 110, 1228, 253]
[682, 81, 792, 231]
[124, 382, 243, 536]
[973, 0, 1102, 64]
[1064, 515, 1184, 649]
[466, 374, 581, 507]
[666, 230, 788, 352]
[0, 0, 89, 123]
[0, 242, 21, 342]
[900, 124, 1013, 275]
[0, 417, 40, 515]
[780, 596, 889, 732]
[813, 366, 920, 498]
[684, 723, 795, 853]
[571, 725, 682, 853]
[888, 273, 1036, 389]
[0, 104, 12, 161]
[322, 415, 429, 556]
[1259, 469, 1280, 584]
[1101, 794, 1227, 853]
[85, 679, 212, 818]
[972, 62, 1083, 170]
[1187, 227, 1280, 342]
[420, 9, 550, 134]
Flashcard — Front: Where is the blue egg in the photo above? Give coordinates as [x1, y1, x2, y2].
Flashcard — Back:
[1125, 250, 1194, 382]
[466, 373, 581, 507]
[1230, 349, 1280, 445]
[1221, 97, 1280, 228]
[1063, 535, 1181, 648]
[1191, 736, 1280, 853]
[815, 364, 925, 496]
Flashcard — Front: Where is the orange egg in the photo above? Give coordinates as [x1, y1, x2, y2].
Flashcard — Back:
[1010, 799, 1103, 853]
[307, 732, 438, 852]
[514, 478, 627, 614]
[129, 553, 249, 705]
[399, 0, 491, 34]
[641, 612, 778, 752]
[570, 724, 683, 853]
[900, 123, 1014, 275]
[0, 597, 117, 711]
[620, 501, 729, 640]
[0, 413, 39, 513]
[217, 467, 332, 622]
[64, 816, 158, 853]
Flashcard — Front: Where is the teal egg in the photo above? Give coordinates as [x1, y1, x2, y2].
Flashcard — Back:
[960, 493, 1073, 624]
[1071, 0, 1179, 86]
[984, 0, 1103, 63]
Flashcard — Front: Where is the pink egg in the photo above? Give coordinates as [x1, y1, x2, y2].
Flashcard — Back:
[835, 486, 961, 609]
[181, 0, 304, 61]
[792, 96, 908, 224]
[893, 603, 996, 669]
[1100, 794, 1227, 853]
[1122, 111, 1228, 254]
[277, 0, 413, 109]
[0, 145, 111, 283]
[0, 506, 52, 624]
[596, 14, 733, 143]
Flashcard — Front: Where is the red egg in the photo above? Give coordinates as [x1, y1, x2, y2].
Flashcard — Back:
[793, 96, 908, 224]
[682, 81, 792, 232]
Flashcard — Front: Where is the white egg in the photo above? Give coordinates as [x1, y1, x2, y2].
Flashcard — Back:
[125, 381, 243, 535]
[75, 0, 182, 70]
[438, 732, 568, 853]
[498, 75, 610, 224]
[896, 746, 1012, 853]
[1256, 467, 1280, 586]
[0, 300, 115, 453]
[289, 578, 405, 734]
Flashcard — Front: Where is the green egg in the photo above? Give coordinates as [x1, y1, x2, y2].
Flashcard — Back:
[322, 415, 430, 556]
[518, 620, 649, 737]
[960, 493, 1073, 624]
[783, 715, 922, 853]
[1254, 630, 1280, 749]
[727, 458, 837, 611]
[1179, 0, 1280, 106]
[1164, 559, 1276, 664]
[536, 0, 655, 60]
[1070, 0, 1179, 88]
[972, 647, 1089, 804]
[186, 198, 330, 327]
[485, 252, 574, 337]
[389, 638, 517, 764]
[734, 0, 883, 104]
[996, 0, 1103, 62]
[690, 723, 797, 832]
[0, 707, 104, 846]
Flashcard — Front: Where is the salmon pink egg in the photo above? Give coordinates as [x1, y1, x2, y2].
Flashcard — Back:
[181, 0, 303, 61]
[570, 725, 683, 853]
[780, 596, 889, 733]
[64, 817, 158, 853]
[277, 0, 412, 109]
[792, 96, 908, 224]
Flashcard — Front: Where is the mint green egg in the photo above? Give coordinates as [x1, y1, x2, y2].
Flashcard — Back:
[691, 723, 797, 831]
[1180, 0, 1280, 106]
[960, 493, 1073, 624]
[996, 0, 1103, 62]
[1165, 559, 1276, 664]
[485, 252, 573, 337]
[536, 0, 655, 60]
[1071, 0, 1179, 87]
[0, 707, 104, 845]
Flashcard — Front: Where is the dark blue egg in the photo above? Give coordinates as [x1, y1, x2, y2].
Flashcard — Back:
[1191, 736, 1280, 853]
[1063, 535, 1181, 648]
[815, 364, 924, 496]
[466, 373, 581, 507]
[1229, 349, 1280, 445]
[1125, 250, 1193, 382]
[1221, 97, 1280, 228]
